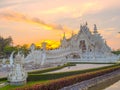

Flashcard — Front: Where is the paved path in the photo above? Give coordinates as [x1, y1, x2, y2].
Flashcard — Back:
[105, 79, 120, 90]
[61, 69, 120, 90]
[47, 64, 112, 73]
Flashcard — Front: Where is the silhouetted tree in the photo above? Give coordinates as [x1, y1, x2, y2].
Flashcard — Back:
[0, 36, 13, 58]
[19, 44, 29, 56]
[112, 49, 120, 55]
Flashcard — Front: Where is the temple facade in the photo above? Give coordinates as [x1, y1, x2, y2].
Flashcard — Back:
[60, 23, 111, 58]
[25, 23, 119, 65]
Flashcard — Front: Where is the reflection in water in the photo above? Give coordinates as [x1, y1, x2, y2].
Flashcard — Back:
[88, 76, 120, 90]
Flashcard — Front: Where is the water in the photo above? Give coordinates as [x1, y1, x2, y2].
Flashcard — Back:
[89, 75, 120, 90]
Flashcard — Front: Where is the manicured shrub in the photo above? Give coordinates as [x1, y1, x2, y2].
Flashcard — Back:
[0, 77, 7, 81]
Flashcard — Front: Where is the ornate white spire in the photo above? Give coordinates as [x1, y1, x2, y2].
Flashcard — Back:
[9, 51, 15, 67]
[72, 31, 74, 37]
[93, 24, 98, 34]
[42, 42, 47, 51]
[79, 24, 83, 32]
[80, 25, 82, 29]
[30, 43, 36, 52]
[85, 21, 88, 26]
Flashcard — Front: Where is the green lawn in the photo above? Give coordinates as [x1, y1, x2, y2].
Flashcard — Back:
[1, 80, 48, 90]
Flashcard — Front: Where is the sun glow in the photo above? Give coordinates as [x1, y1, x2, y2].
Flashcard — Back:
[35, 40, 60, 50]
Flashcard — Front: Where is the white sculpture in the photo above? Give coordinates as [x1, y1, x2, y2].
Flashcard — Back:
[2, 58, 7, 68]
[21, 54, 25, 65]
[8, 51, 27, 85]
[9, 51, 15, 67]
[41, 51, 46, 66]
[2, 58, 6, 65]
[30, 43, 36, 52]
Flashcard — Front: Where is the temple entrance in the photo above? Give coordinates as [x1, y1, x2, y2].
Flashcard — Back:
[73, 54, 80, 58]
[66, 53, 80, 59]
[79, 40, 86, 52]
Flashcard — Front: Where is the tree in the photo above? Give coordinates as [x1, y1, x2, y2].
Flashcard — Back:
[3, 46, 18, 58]
[0, 36, 13, 58]
[112, 49, 120, 55]
[19, 44, 29, 56]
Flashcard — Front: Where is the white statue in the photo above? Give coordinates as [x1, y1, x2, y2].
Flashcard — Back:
[9, 51, 15, 67]
[8, 51, 27, 85]
[1, 58, 7, 67]
[30, 43, 36, 52]
[2, 58, 6, 65]
[21, 54, 25, 65]
[15, 51, 22, 63]
[41, 51, 46, 66]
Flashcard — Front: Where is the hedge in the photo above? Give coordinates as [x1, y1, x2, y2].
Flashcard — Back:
[0, 77, 7, 82]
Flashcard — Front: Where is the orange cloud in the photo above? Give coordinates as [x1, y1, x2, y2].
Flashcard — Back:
[0, 11, 73, 35]
[42, 6, 69, 15]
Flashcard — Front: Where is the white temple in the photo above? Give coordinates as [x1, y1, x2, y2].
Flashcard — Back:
[25, 23, 119, 65]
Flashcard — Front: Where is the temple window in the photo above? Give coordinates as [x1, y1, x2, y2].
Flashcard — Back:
[90, 49, 92, 52]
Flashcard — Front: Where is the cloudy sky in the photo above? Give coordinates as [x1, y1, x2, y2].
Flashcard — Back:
[0, 0, 120, 49]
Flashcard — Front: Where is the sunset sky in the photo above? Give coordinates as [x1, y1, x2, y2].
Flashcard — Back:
[0, 0, 120, 50]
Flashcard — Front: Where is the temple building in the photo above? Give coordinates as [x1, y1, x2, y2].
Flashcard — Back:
[25, 23, 119, 65]
[60, 23, 111, 57]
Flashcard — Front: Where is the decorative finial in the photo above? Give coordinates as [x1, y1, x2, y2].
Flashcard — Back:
[86, 22, 88, 26]
[42, 42, 47, 51]
[93, 24, 98, 33]
[72, 31, 74, 36]
[80, 25, 82, 29]
[105, 40, 107, 44]
[30, 43, 36, 52]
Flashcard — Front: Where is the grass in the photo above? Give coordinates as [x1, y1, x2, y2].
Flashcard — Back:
[69, 62, 117, 64]
[0, 80, 7, 84]
[1, 80, 48, 90]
